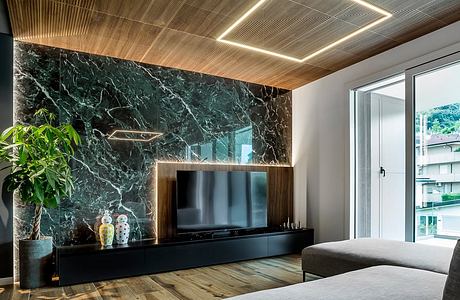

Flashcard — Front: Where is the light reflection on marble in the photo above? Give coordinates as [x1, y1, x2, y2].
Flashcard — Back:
[13, 41, 292, 246]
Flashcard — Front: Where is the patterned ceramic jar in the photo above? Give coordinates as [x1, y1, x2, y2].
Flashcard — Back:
[115, 214, 130, 245]
[99, 211, 114, 246]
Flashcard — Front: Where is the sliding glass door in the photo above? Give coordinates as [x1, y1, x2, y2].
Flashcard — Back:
[352, 52, 460, 246]
[407, 54, 460, 247]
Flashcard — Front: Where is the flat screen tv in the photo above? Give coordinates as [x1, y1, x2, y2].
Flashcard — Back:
[176, 170, 268, 234]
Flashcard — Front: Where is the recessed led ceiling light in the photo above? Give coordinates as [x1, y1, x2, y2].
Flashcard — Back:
[108, 130, 163, 142]
[216, 0, 392, 63]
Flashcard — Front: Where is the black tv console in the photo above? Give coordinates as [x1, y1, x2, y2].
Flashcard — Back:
[56, 228, 314, 286]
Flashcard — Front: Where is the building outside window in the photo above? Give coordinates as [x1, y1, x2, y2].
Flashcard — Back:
[416, 131, 460, 243]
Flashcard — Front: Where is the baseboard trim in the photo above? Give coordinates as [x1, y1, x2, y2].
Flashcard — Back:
[0, 277, 13, 286]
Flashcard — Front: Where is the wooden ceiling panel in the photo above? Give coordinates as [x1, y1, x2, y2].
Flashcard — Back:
[225, 1, 331, 57]
[184, 0, 259, 19]
[20, 9, 164, 61]
[141, 26, 317, 87]
[53, 0, 95, 10]
[270, 64, 335, 88]
[224, 0, 384, 58]
[301, 49, 367, 71]
[371, 10, 446, 43]
[334, 3, 383, 26]
[291, 0, 354, 16]
[85, 14, 163, 61]
[141, 27, 228, 72]
[167, 3, 236, 39]
[7, 0, 460, 89]
[335, 30, 399, 55]
[277, 18, 360, 58]
[57, 0, 186, 27]
[8, 0, 93, 39]
[12, 0, 162, 61]
[365, 0, 434, 14]
[418, 0, 460, 24]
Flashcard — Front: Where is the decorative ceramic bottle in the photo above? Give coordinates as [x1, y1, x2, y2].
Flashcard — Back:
[99, 211, 114, 246]
[116, 214, 130, 245]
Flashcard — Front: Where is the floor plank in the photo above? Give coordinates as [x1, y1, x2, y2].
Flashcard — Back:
[5, 255, 306, 300]
[63, 283, 102, 300]
[94, 280, 138, 300]
[0, 286, 15, 300]
[29, 287, 66, 300]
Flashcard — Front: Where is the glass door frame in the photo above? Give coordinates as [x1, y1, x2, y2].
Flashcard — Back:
[405, 51, 460, 242]
[350, 74, 405, 240]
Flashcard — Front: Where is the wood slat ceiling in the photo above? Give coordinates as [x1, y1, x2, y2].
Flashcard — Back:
[6, 0, 460, 89]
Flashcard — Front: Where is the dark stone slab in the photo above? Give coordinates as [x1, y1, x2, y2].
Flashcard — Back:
[13, 41, 292, 247]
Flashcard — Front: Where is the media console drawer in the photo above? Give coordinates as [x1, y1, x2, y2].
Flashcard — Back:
[58, 248, 145, 285]
[268, 231, 314, 256]
[143, 236, 269, 273]
[57, 229, 314, 286]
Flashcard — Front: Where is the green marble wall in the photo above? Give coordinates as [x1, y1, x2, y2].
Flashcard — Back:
[14, 42, 292, 246]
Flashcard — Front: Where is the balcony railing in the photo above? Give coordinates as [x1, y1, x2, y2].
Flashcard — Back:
[424, 174, 460, 182]
[418, 152, 460, 165]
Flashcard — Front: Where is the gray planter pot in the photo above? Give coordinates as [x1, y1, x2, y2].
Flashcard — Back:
[19, 237, 53, 289]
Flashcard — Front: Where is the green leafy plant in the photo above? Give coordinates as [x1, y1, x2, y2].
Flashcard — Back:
[0, 109, 80, 240]
[441, 193, 460, 202]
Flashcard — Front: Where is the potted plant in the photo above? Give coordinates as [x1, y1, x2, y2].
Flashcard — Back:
[0, 109, 80, 289]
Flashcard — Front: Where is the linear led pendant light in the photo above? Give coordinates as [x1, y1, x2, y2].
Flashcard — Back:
[216, 0, 392, 63]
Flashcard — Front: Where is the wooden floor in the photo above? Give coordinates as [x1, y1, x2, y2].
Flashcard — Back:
[0, 255, 309, 300]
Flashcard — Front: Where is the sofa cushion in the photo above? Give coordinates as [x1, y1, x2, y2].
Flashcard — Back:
[443, 240, 460, 300]
[302, 238, 453, 277]
[228, 265, 447, 300]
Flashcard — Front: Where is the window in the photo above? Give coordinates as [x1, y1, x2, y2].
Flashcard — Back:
[410, 54, 460, 246]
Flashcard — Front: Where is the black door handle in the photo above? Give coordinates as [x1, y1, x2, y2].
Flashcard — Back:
[380, 166, 386, 177]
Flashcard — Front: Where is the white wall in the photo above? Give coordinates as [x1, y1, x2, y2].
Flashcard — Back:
[293, 21, 460, 243]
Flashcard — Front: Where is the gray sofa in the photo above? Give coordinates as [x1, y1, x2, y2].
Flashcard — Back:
[301, 238, 453, 278]
[228, 239, 459, 300]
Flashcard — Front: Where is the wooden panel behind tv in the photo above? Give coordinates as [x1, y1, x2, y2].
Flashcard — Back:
[156, 162, 293, 240]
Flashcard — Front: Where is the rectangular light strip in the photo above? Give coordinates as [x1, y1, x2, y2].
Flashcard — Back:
[108, 129, 163, 142]
[216, 0, 392, 63]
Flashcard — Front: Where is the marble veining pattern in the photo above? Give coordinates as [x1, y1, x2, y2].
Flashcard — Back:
[13, 42, 292, 246]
